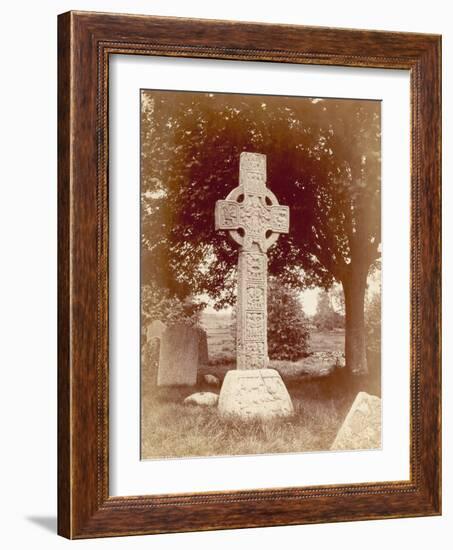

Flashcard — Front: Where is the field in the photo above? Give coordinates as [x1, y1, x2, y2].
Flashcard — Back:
[141, 317, 380, 459]
[199, 311, 345, 361]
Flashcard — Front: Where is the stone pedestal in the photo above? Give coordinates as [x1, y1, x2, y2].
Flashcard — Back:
[218, 369, 294, 420]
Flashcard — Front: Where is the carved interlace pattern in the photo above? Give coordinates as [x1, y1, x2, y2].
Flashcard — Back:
[215, 152, 289, 369]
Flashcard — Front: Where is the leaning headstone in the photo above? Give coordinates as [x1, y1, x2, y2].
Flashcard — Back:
[146, 319, 167, 342]
[157, 324, 199, 386]
[184, 392, 219, 407]
[215, 152, 293, 419]
[143, 320, 167, 386]
[330, 392, 381, 451]
[203, 374, 220, 387]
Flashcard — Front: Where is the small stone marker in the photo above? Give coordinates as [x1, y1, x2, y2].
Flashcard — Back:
[330, 392, 381, 451]
[146, 319, 167, 342]
[215, 152, 293, 419]
[157, 324, 199, 386]
[203, 374, 220, 387]
[184, 392, 219, 407]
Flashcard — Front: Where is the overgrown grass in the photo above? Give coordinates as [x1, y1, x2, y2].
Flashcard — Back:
[309, 330, 345, 352]
[141, 329, 380, 459]
[141, 368, 372, 459]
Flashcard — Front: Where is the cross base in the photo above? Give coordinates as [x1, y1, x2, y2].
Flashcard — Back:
[218, 369, 294, 420]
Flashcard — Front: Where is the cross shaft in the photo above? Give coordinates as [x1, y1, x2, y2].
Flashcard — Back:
[215, 152, 289, 370]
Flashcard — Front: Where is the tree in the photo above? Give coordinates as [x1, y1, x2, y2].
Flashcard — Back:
[142, 282, 202, 329]
[330, 285, 345, 316]
[141, 91, 380, 374]
[267, 279, 309, 361]
[365, 291, 381, 354]
[313, 290, 344, 331]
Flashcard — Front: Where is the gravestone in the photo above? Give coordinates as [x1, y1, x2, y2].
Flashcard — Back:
[157, 324, 199, 386]
[215, 152, 293, 419]
[184, 392, 219, 407]
[146, 319, 167, 342]
[330, 392, 381, 451]
[143, 320, 167, 386]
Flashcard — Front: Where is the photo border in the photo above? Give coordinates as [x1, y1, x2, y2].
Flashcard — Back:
[58, 11, 441, 538]
[111, 64, 409, 493]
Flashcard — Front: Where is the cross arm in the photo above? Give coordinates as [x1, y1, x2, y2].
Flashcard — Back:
[215, 199, 241, 231]
[269, 205, 290, 234]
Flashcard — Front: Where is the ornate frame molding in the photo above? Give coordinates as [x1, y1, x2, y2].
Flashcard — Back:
[58, 11, 441, 538]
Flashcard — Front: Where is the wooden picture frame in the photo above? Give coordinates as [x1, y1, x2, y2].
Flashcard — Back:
[58, 10, 441, 539]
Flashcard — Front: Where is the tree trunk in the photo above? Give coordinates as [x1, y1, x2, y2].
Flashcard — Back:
[342, 270, 368, 375]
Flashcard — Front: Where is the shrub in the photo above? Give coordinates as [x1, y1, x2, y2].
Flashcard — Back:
[142, 282, 202, 328]
[267, 279, 310, 361]
[313, 290, 344, 330]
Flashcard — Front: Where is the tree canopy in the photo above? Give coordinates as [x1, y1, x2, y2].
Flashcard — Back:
[267, 279, 309, 361]
[141, 90, 381, 311]
[313, 290, 345, 331]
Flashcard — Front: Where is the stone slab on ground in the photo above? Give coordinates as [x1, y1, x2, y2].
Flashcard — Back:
[218, 368, 294, 419]
[184, 392, 219, 407]
[330, 391, 381, 451]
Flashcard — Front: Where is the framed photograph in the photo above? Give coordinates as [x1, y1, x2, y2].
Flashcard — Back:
[58, 11, 441, 538]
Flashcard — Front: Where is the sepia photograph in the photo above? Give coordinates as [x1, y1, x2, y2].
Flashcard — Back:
[140, 89, 382, 460]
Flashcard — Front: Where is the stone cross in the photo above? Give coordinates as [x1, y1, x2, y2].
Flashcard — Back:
[215, 152, 289, 370]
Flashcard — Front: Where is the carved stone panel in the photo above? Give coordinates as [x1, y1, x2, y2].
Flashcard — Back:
[218, 369, 294, 419]
[246, 285, 265, 309]
[215, 199, 240, 230]
[237, 249, 268, 370]
[245, 252, 266, 281]
[239, 151, 267, 193]
[270, 205, 290, 233]
[214, 152, 289, 372]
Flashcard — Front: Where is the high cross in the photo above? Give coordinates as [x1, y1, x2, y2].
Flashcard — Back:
[215, 152, 290, 369]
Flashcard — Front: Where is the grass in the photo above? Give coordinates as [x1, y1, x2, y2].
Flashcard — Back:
[309, 330, 345, 352]
[141, 371, 357, 459]
[141, 321, 381, 459]
[141, 328, 380, 459]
